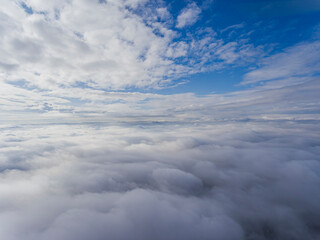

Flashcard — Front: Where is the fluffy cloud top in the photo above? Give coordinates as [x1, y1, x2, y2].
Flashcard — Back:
[0, 120, 319, 240]
[1, 0, 179, 89]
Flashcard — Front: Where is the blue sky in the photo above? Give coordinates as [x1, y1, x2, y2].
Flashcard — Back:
[0, 0, 318, 122]
[155, 0, 320, 94]
[14, 0, 320, 92]
[0, 0, 318, 121]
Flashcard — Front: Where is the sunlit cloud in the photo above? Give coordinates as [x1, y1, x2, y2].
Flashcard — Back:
[0, 0, 320, 239]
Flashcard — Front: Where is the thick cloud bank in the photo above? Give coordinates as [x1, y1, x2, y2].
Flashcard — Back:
[0, 120, 320, 240]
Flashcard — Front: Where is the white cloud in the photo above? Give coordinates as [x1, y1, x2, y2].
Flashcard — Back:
[243, 41, 320, 84]
[0, 0, 266, 97]
[0, 119, 319, 239]
[0, 0, 186, 90]
[220, 23, 245, 33]
[0, 67, 319, 127]
[176, 3, 202, 29]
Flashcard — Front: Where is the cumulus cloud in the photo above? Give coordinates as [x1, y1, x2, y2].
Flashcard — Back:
[176, 3, 201, 29]
[0, 120, 320, 240]
[0, 0, 260, 93]
[0, 1, 266, 120]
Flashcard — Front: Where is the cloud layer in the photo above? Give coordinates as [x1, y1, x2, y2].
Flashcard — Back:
[0, 120, 320, 240]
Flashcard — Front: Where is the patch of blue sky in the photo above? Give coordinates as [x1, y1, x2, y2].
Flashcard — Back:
[72, 81, 95, 90]
[20, 2, 47, 16]
[155, 69, 249, 95]
[20, 2, 33, 14]
[59, 97, 91, 107]
[7, 79, 41, 91]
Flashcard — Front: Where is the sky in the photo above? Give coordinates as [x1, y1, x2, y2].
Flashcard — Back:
[0, 0, 320, 240]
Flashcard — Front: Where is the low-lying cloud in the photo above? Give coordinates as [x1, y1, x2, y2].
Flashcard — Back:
[0, 120, 319, 240]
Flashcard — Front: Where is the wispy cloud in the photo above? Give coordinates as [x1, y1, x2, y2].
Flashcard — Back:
[243, 41, 320, 84]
